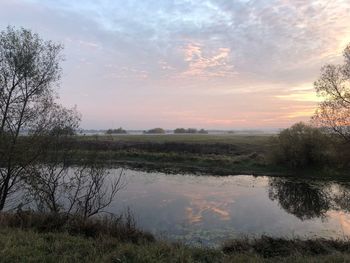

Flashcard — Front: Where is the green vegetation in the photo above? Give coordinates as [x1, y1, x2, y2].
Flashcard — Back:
[143, 128, 166, 134]
[0, 26, 81, 211]
[198, 129, 209, 134]
[79, 133, 272, 144]
[270, 122, 350, 171]
[106, 127, 128, 134]
[174, 128, 197, 133]
[0, 211, 154, 243]
[270, 122, 333, 168]
[68, 134, 281, 176]
[41, 131, 348, 177]
[4, 228, 350, 263]
[174, 128, 208, 134]
[2, 212, 350, 262]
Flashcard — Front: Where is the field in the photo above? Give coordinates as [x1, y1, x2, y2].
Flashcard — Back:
[69, 134, 288, 176]
[79, 134, 274, 144]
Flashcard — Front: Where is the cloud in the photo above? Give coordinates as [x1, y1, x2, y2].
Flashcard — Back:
[1, 0, 349, 128]
[181, 42, 235, 78]
[275, 92, 321, 102]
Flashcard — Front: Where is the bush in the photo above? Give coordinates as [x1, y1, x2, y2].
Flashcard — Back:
[106, 127, 127, 134]
[198, 129, 208, 134]
[271, 122, 332, 168]
[174, 128, 208, 134]
[143, 128, 165, 134]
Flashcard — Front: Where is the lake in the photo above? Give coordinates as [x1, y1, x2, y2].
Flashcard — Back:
[105, 169, 350, 246]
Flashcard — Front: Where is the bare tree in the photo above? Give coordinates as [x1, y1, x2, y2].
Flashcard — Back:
[23, 97, 123, 218]
[0, 26, 63, 210]
[23, 104, 79, 213]
[67, 165, 124, 219]
[26, 163, 125, 218]
[313, 45, 350, 142]
[25, 163, 69, 213]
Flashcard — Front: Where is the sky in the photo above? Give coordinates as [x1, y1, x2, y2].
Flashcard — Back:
[1, 0, 350, 129]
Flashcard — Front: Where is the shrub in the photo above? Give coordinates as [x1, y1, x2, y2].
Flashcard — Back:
[174, 128, 187, 134]
[106, 127, 127, 134]
[271, 122, 332, 168]
[174, 128, 208, 134]
[198, 129, 208, 134]
[143, 128, 165, 134]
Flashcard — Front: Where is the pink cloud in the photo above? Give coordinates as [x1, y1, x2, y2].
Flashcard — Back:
[181, 42, 236, 78]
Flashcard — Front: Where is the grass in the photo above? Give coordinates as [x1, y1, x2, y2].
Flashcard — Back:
[67, 134, 346, 177]
[0, 211, 154, 243]
[78, 134, 274, 144]
[32, 133, 349, 178]
[2, 212, 350, 262]
[64, 134, 289, 176]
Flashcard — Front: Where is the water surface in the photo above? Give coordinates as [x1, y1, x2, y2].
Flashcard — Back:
[107, 169, 350, 245]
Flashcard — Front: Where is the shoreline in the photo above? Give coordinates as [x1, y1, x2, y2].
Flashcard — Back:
[2, 212, 350, 262]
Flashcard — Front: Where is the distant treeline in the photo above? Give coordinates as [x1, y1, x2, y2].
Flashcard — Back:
[141, 128, 209, 134]
[106, 127, 127, 134]
[143, 128, 166, 134]
[174, 128, 208, 134]
[104, 128, 209, 135]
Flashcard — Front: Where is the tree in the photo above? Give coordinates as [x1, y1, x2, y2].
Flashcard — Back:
[271, 122, 331, 168]
[313, 45, 350, 142]
[17, 57, 122, 219]
[174, 128, 186, 134]
[0, 26, 63, 210]
[67, 164, 124, 219]
[106, 127, 127, 134]
[143, 128, 165, 134]
[198, 129, 208, 134]
[268, 178, 331, 220]
[174, 128, 207, 134]
[0, 27, 122, 217]
[23, 105, 81, 213]
[26, 160, 125, 218]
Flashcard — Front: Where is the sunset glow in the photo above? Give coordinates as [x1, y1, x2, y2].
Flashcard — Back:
[2, 0, 350, 129]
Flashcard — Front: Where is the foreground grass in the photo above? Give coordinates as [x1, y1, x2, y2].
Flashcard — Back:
[2, 228, 350, 263]
[2, 212, 350, 262]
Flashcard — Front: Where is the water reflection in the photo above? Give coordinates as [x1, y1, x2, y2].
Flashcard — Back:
[268, 178, 331, 220]
[332, 184, 350, 212]
[268, 178, 350, 221]
[185, 198, 231, 224]
[106, 170, 350, 245]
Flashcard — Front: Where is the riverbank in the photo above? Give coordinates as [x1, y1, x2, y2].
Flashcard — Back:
[65, 134, 347, 178]
[70, 134, 283, 176]
[1, 212, 350, 262]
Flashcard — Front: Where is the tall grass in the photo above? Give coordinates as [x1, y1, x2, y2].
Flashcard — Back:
[0, 210, 154, 243]
[2, 224, 350, 262]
